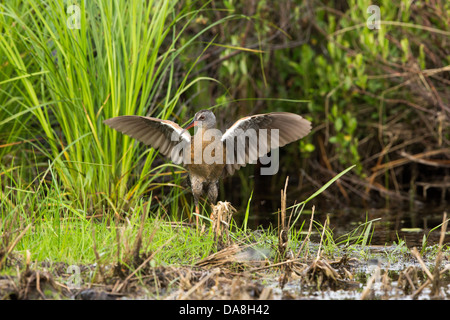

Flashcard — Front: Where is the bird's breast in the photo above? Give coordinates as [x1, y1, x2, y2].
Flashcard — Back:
[187, 130, 225, 180]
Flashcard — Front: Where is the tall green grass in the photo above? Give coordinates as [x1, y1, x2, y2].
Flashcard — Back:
[0, 0, 240, 216]
[0, 154, 214, 266]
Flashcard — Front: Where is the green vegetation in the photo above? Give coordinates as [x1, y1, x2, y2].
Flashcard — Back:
[0, 0, 449, 300]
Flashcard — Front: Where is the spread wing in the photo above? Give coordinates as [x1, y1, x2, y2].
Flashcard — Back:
[104, 116, 191, 164]
[221, 112, 311, 175]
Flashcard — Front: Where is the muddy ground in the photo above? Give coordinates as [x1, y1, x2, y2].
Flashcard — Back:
[1, 238, 449, 300]
[1, 202, 449, 300]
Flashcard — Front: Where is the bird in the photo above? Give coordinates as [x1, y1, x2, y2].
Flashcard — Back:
[104, 109, 311, 224]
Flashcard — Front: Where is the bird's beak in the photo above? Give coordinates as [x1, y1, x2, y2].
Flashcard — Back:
[184, 119, 198, 131]
[180, 119, 197, 136]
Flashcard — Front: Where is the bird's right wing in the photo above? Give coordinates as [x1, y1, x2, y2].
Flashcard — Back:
[221, 112, 311, 175]
[104, 115, 191, 164]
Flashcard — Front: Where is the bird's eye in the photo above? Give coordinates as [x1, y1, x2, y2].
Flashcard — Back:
[199, 116, 205, 120]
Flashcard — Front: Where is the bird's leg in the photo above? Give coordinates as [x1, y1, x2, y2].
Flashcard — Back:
[195, 204, 200, 227]
[207, 181, 219, 219]
[191, 176, 203, 228]
[192, 195, 201, 229]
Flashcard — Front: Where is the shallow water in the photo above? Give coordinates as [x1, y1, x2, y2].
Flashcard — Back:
[268, 245, 450, 300]
[240, 205, 449, 247]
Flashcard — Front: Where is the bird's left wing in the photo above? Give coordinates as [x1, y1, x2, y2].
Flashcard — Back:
[221, 112, 311, 175]
[104, 116, 191, 164]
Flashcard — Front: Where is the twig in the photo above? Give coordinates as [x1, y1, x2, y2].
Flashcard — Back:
[295, 205, 315, 260]
[316, 215, 329, 260]
[410, 247, 433, 281]
[370, 148, 450, 176]
[91, 225, 105, 283]
[0, 224, 31, 269]
[360, 265, 381, 300]
[400, 151, 450, 168]
[5, 224, 31, 257]
[431, 212, 448, 296]
[132, 206, 147, 264]
[114, 235, 175, 293]
[278, 177, 289, 260]
[247, 257, 304, 273]
[36, 271, 46, 300]
[317, 135, 349, 202]
[179, 268, 220, 300]
[411, 279, 431, 299]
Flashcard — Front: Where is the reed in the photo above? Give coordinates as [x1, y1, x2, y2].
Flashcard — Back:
[0, 0, 238, 216]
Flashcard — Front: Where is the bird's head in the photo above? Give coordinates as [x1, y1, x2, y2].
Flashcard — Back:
[184, 109, 216, 131]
